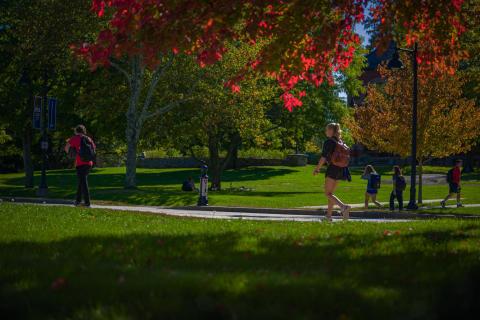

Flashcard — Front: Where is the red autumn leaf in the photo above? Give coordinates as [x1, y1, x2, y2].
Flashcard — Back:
[230, 84, 241, 93]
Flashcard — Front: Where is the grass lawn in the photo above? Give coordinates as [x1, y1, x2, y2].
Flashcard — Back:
[1, 165, 479, 210]
[1, 203, 480, 319]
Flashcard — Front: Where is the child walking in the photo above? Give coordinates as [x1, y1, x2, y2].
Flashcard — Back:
[389, 166, 406, 211]
[362, 165, 382, 209]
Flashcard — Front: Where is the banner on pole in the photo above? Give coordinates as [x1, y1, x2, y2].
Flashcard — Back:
[33, 96, 42, 130]
[47, 97, 57, 130]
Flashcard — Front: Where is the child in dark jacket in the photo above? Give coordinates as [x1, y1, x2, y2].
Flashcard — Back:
[389, 166, 405, 211]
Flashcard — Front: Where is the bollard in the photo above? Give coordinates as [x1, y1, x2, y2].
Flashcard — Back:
[197, 165, 209, 206]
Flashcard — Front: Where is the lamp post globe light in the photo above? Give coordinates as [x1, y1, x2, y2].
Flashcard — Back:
[197, 165, 209, 206]
[387, 42, 419, 210]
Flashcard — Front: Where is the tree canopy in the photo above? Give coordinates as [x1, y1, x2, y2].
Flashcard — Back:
[350, 63, 480, 160]
[80, 0, 470, 109]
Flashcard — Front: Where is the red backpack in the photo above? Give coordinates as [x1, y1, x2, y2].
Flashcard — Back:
[331, 140, 350, 168]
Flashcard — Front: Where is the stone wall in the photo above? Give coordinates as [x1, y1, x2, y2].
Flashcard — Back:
[131, 154, 480, 169]
[137, 154, 308, 169]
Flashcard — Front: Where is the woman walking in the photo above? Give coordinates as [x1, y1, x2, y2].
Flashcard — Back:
[361, 165, 382, 209]
[313, 123, 351, 221]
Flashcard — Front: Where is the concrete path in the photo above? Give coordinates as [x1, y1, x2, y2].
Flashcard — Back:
[6, 201, 408, 223]
[3, 197, 480, 222]
[91, 204, 412, 223]
[301, 199, 475, 209]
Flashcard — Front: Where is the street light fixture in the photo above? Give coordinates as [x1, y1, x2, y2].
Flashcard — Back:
[37, 94, 49, 197]
[387, 42, 418, 210]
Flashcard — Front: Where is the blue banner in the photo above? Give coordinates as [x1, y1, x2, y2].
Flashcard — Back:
[48, 97, 57, 130]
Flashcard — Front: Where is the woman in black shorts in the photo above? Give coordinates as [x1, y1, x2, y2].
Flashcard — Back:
[313, 123, 351, 221]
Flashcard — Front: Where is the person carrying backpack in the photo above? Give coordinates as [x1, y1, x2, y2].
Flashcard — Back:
[64, 125, 96, 207]
[441, 160, 463, 208]
[389, 165, 406, 211]
[313, 123, 352, 221]
[361, 165, 382, 209]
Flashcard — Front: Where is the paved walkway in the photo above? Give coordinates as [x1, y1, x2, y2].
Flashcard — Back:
[3, 200, 409, 223]
[3, 197, 480, 223]
[42, 203, 411, 223]
[301, 199, 480, 209]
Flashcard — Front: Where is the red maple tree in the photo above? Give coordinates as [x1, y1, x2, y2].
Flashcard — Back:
[78, 0, 469, 110]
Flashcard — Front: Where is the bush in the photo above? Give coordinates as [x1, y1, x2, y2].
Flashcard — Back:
[144, 148, 183, 158]
[238, 148, 293, 159]
[143, 147, 294, 160]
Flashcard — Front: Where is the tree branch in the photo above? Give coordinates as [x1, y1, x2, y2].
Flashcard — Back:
[109, 59, 131, 81]
[137, 54, 175, 127]
[145, 98, 182, 119]
[260, 124, 281, 135]
[145, 84, 197, 119]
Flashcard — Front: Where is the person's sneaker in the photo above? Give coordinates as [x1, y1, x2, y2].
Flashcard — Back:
[440, 201, 446, 208]
[73, 201, 81, 207]
[324, 215, 333, 222]
[341, 205, 351, 221]
[457, 203, 464, 208]
[84, 203, 91, 208]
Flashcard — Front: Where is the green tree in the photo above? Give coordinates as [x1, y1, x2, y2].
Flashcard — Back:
[150, 43, 276, 190]
[350, 63, 480, 202]
[0, 0, 96, 186]
[266, 45, 365, 152]
[267, 85, 350, 153]
[459, 0, 479, 104]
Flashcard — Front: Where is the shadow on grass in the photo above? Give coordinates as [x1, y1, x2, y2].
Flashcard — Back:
[89, 190, 318, 206]
[1, 228, 480, 319]
[0, 167, 299, 205]
[1, 167, 296, 189]
[91, 188, 198, 206]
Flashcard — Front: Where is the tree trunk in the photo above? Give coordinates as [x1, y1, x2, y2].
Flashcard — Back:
[22, 126, 34, 188]
[208, 136, 222, 191]
[226, 133, 241, 170]
[124, 116, 138, 189]
[418, 159, 423, 204]
[113, 54, 181, 189]
[229, 144, 239, 170]
[123, 55, 143, 189]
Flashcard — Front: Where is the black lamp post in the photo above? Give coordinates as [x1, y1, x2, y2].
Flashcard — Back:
[37, 94, 49, 197]
[387, 42, 418, 210]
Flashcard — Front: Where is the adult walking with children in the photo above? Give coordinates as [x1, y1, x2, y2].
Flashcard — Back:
[441, 160, 464, 208]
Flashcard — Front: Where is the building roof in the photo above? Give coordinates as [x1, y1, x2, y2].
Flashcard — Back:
[365, 41, 397, 71]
